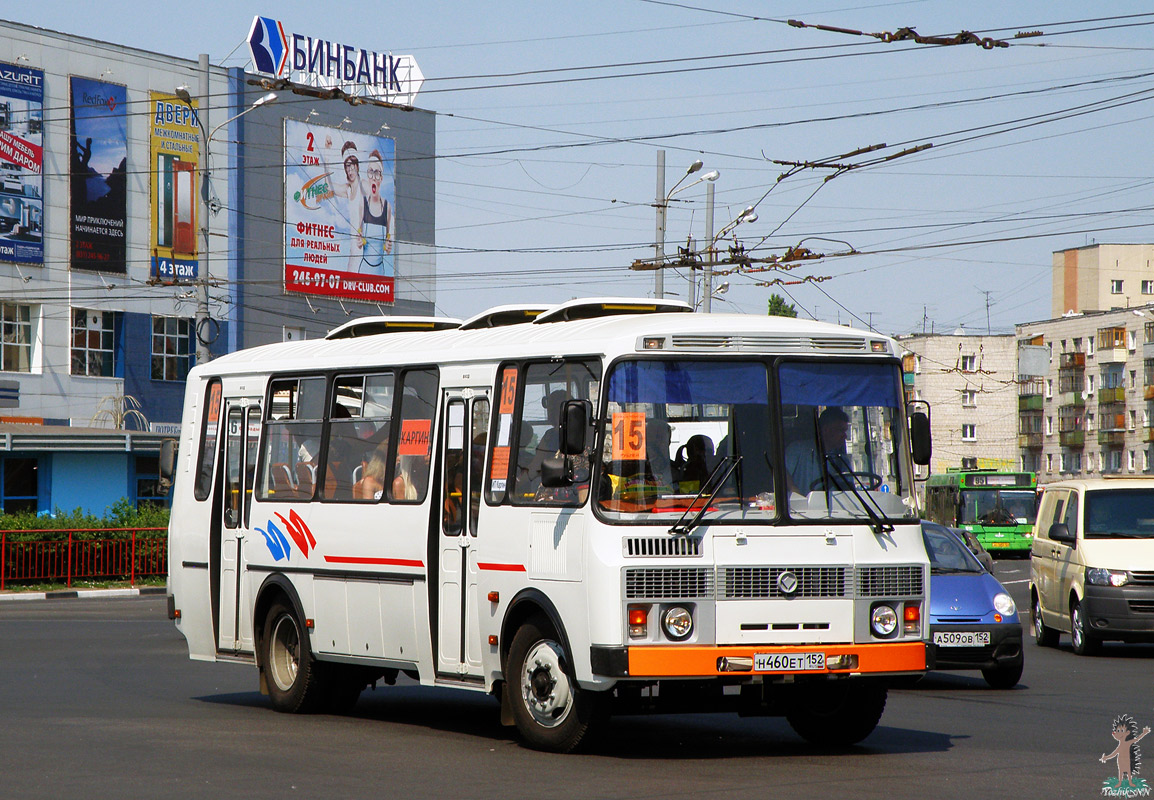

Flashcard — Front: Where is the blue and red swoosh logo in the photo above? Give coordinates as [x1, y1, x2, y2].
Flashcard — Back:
[248, 16, 289, 77]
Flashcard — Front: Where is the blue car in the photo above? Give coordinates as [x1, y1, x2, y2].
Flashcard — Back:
[922, 520, 1024, 689]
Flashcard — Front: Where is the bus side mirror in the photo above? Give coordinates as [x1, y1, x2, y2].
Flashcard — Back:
[541, 456, 572, 488]
[558, 400, 589, 456]
[909, 411, 931, 465]
[159, 439, 177, 495]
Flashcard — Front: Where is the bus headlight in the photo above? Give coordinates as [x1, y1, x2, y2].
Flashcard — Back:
[871, 604, 898, 637]
[662, 606, 693, 640]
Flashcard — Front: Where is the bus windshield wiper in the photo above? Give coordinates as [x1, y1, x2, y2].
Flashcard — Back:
[825, 456, 894, 536]
[669, 455, 742, 536]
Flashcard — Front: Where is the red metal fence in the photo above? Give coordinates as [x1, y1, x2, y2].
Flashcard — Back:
[0, 528, 167, 589]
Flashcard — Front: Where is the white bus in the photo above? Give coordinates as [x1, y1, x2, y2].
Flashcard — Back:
[167, 298, 933, 752]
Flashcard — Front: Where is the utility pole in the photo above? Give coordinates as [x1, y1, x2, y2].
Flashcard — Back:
[195, 53, 211, 365]
[654, 150, 666, 299]
[980, 289, 992, 334]
[703, 181, 715, 312]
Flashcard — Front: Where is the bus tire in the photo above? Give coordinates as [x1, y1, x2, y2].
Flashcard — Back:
[263, 601, 324, 713]
[506, 617, 600, 753]
[785, 680, 887, 746]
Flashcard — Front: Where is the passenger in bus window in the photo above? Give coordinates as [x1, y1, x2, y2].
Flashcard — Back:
[355, 442, 390, 500]
[674, 434, 715, 493]
[785, 406, 852, 493]
[524, 389, 570, 492]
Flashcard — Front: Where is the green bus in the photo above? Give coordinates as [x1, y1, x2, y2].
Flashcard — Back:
[923, 470, 1038, 554]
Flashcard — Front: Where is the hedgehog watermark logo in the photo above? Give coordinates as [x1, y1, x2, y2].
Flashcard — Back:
[1101, 714, 1151, 797]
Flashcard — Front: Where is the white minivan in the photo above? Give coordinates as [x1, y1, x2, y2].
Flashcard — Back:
[1030, 477, 1154, 655]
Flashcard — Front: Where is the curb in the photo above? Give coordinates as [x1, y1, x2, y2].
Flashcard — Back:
[0, 586, 166, 602]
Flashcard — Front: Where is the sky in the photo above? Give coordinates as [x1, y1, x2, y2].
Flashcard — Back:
[12, 1, 1154, 335]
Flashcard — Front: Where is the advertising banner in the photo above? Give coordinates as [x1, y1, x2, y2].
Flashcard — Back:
[149, 91, 200, 282]
[0, 62, 44, 265]
[283, 119, 395, 303]
[70, 76, 127, 273]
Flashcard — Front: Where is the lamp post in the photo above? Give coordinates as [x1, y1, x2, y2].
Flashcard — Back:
[654, 151, 717, 299]
[175, 81, 276, 363]
[702, 205, 756, 313]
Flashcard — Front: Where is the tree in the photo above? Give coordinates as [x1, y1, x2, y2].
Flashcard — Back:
[767, 293, 798, 318]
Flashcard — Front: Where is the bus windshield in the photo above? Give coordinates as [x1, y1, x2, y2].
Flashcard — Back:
[780, 361, 916, 523]
[594, 358, 916, 525]
[960, 489, 1037, 526]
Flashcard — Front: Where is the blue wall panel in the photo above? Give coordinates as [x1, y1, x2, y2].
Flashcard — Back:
[49, 452, 130, 515]
[122, 311, 227, 426]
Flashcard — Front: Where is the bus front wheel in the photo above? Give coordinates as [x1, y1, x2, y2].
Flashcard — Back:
[506, 618, 601, 753]
[785, 680, 887, 746]
[263, 601, 324, 713]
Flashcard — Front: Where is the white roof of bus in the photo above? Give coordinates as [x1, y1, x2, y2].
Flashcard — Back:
[192, 301, 894, 380]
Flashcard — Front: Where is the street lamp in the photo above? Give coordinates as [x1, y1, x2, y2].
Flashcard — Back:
[702, 205, 756, 313]
[654, 151, 718, 299]
[174, 86, 276, 363]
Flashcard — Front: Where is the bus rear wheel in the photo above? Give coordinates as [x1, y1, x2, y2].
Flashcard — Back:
[785, 680, 887, 746]
[506, 618, 600, 753]
[263, 601, 324, 713]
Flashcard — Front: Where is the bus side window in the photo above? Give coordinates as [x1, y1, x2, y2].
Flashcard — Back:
[258, 377, 325, 502]
[324, 373, 394, 502]
[390, 368, 438, 503]
[193, 379, 222, 501]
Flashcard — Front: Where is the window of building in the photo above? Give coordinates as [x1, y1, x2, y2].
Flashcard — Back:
[1143, 280, 1154, 295]
[1088, 374, 1096, 392]
[961, 457, 978, 470]
[1075, 452, 1082, 472]
[0, 303, 32, 373]
[1111, 279, 1124, 294]
[1131, 369, 1138, 389]
[1045, 379, 1053, 399]
[962, 423, 976, 441]
[1046, 453, 1053, 472]
[1074, 337, 1083, 352]
[961, 389, 977, 407]
[1046, 416, 1053, 435]
[1087, 413, 1095, 431]
[133, 455, 169, 509]
[960, 355, 976, 372]
[151, 316, 192, 382]
[71, 309, 117, 377]
[1060, 453, 1069, 473]
[1145, 450, 1150, 472]
[1130, 410, 1138, 431]
[1, 457, 38, 513]
[1129, 450, 1136, 472]
[1089, 337, 1096, 356]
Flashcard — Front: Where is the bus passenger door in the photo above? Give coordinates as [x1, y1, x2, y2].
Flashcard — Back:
[217, 399, 260, 653]
[436, 390, 490, 678]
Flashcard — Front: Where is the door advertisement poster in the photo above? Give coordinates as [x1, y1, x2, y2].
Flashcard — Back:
[70, 76, 128, 273]
[283, 119, 395, 302]
[149, 91, 200, 282]
[0, 62, 43, 265]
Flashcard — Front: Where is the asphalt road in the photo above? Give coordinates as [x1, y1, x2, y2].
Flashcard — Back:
[0, 563, 1148, 800]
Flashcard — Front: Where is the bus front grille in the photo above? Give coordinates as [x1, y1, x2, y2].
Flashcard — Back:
[722, 566, 852, 599]
[624, 537, 702, 557]
[856, 565, 924, 597]
[625, 567, 714, 599]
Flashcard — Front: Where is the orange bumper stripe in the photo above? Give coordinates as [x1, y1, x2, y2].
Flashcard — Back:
[627, 641, 926, 677]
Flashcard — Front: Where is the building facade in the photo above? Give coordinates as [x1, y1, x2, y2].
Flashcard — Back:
[0, 19, 435, 514]
[1052, 243, 1154, 318]
[899, 332, 1020, 477]
[1016, 306, 1154, 485]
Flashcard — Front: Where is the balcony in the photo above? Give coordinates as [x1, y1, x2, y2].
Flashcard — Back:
[1098, 347, 1129, 364]
[1018, 432, 1044, 449]
[1058, 393, 1085, 408]
[1145, 385, 1154, 401]
[1018, 394, 1044, 411]
[1060, 351, 1086, 369]
[1060, 430, 1085, 448]
[1098, 430, 1126, 447]
[1099, 387, 1127, 404]
[1145, 427, 1154, 443]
